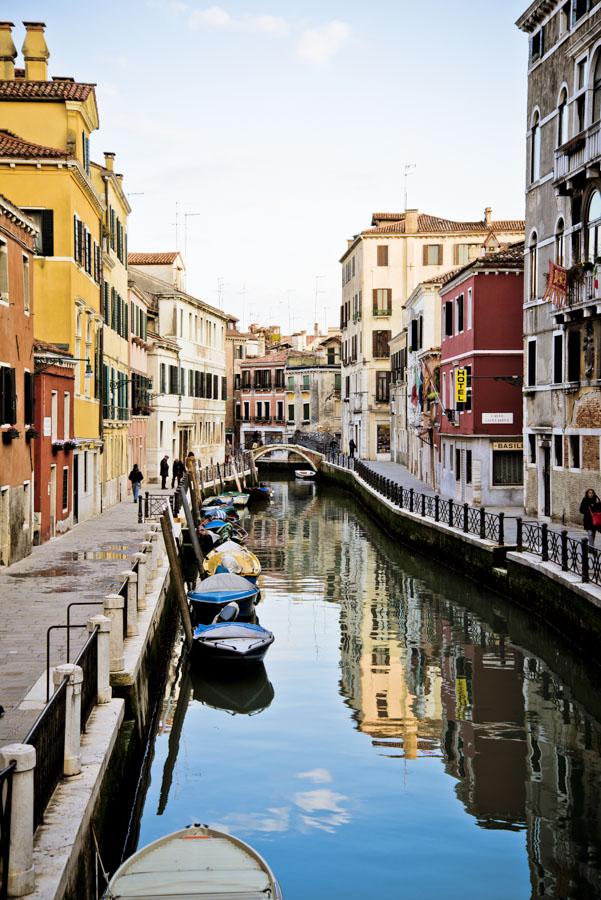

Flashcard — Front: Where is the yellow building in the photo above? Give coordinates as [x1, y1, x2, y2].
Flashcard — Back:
[91, 153, 131, 507]
[0, 21, 103, 523]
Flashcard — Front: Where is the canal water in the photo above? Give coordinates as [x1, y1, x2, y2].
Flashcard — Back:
[134, 479, 601, 899]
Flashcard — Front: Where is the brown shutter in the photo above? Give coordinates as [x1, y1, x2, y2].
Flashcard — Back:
[453, 244, 459, 265]
[387, 288, 392, 313]
[423, 245, 428, 265]
[373, 289, 378, 314]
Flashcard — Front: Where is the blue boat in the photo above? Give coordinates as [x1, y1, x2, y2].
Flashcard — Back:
[188, 572, 258, 623]
[193, 603, 274, 665]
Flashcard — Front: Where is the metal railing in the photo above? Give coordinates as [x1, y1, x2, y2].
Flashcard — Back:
[24, 678, 68, 830]
[76, 628, 98, 732]
[325, 452, 600, 586]
[0, 762, 15, 900]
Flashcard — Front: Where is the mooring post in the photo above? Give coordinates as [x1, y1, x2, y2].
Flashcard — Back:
[0, 743, 36, 897]
[132, 552, 148, 610]
[138, 494, 143, 524]
[103, 593, 125, 672]
[160, 513, 194, 649]
[119, 571, 138, 636]
[53, 664, 83, 776]
[87, 615, 112, 703]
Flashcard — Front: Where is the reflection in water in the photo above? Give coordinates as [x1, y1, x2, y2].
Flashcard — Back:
[136, 481, 601, 899]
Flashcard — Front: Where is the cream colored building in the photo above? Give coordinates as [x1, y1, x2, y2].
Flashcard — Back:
[91, 152, 131, 508]
[128, 253, 228, 480]
[340, 209, 524, 459]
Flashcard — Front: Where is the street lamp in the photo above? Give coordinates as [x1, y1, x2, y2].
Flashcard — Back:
[34, 355, 93, 379]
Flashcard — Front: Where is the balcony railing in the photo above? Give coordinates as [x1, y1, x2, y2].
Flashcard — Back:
[373, 307, 392, 317]
[554, 121, 601, 187]
[565, 270, 601, 309]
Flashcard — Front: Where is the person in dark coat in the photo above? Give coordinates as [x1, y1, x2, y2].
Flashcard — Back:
[175, 459, 186, 484]
[171, 458, 181, 488]
[579, 488, 601, 547]
[128, 464, 144, 502]
[348, 438, 356, 459]
[160, 455, 169, 490]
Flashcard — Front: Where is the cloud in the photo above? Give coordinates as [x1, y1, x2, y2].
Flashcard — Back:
[295, 768, 332, 784]
[190, 4, 232, 28]
[296, 20, 351, 66]
[248, 14, 290, 35]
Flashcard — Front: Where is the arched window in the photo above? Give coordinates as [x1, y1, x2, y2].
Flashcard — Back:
[531, 111, 541, 183]
[587, 190, 601, 261]
[529, 232, 538, 301]
[555, 218, 565, 266]
[594, 55, 601, 123]
[557, 89, 569, 146]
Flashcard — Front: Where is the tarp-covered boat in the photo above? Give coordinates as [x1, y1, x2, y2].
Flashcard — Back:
[193, 619, 274, 664]
[203, 540, 261, 582]
[187, 572, 258, 622]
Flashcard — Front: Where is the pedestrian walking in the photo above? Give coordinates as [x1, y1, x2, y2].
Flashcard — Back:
[171, 458, 182, 488]
[128, 464, 144, 502]
[160, 454, 169, 490]
[579, 488, 601, 547]
[176, 458, 186, 483]
[349, 438, 356, 459]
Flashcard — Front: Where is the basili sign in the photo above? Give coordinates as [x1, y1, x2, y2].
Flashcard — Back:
[492, 441, 523, 451]
[455, 368, 467, 404]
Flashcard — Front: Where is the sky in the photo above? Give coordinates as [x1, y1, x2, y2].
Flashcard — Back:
[5, 1, 530, 331]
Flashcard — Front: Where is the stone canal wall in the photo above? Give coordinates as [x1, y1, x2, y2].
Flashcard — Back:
[322, 461, 601, 659]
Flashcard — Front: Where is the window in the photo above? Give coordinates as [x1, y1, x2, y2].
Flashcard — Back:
[243, 401, 250, 421]
[576, 91, 586, 133]
[567, 328, 580, 381]
[23, 209, 54, 256]
[84, 450, 88, 492]
[275, 368, 284, 388]
[256, 401, 262, 419]
[554, 434, 563, 466]
[276, 401, 284, 421]
[555, 218, 565, 266]
[529, 232, 538, 300]
[531, 25, 544, 62]
[303, 402, 310, 422]
[466, 450, 472, 484]
[570, 434, 581, 468]
[553, 332, 564, 383]
[530, 112, 541, 183]
[528, 434, 536, 464]
[235, 403, 241, 420]
[287, 375, 294, 390]
[467, 288, 473, 330]
[586, 190, 601, 261]
[559, 1, 570, 34]
[169, 365, 179, 394]
[302, 374, 310, 390]
[373, 288, 392, 316]
[0, 240, 7, 300]
[410, 319, 419, 352]
[63, 391, 70, 439]
[376, 371, 391, 403]
[377, 245, 388, 266]
[527, 339, 537, 386]
[334, 373, 341, 394]
[327, 347, 336, 365]
[345, 375, 350, 399]
[372, 330, 391, 358]
[288, 403, 295, 422]
[492, 451, 523, 485]
[264, 402, 270, 420]
[160, 363, 166, 395]
[455, 448, 461, 481]
[557, 89, 569, 146]
[423, 244, 443, 265]
[62, 468, 69, 511]
[456, 294, 464, 332]
[444, 301, 453, 336]
[573, 0, 591, 25]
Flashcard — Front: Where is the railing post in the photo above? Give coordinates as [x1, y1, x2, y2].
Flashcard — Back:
[132, 552, 147, 608]
[87, 615, 112, 704]
[0, 743, 36, 897]
[119, 571, 138, 636]
[479, 507, 485, 540]
[420, 493, 425, 517]
[582, 537, 590, 583]
[138, 494, 143, 524]
[516, 517, 523, 552]
[463, 502, 468, 533]
[434, 495, 439, 522]
[498, 512, 505, 546]
[53, 663, 83, 776]
[409, 488, 414, 512]
[561, 529, 569, 571]
[144, 491, 149, 520]
[449, 498, 454, 529]
[103, 593, 125, 672]
[541, 523, 549, 562]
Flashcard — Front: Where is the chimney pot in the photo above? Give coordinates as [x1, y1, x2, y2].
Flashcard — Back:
[405, 209, 419, 234]
[0, 22, 17, 81]
[22, 21, 49, 81]
[484, 206, 492, 227]
[104, 151, 115, 172]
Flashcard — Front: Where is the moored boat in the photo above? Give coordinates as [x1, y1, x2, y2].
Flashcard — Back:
[295, 469, 316, 479]
[202, 540, 261, 582]
[248, 482, 273, 502]
[193, 616, 274, 664]
[187, 572, 258, 623]
[104, 824, 283, 898]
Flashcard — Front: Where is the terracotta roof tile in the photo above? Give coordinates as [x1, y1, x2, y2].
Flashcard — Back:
[420, 267, 464, 286]
[0, 79, 95, 101]
[364, 213, 525, 236]
[0, 129, 67, 159]
[440, 241, 525, 291]
[128, 252, 180, 266]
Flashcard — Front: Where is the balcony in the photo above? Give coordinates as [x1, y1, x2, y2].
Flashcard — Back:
[372, 307, 392, 317]
[554, 269, 601, 317]
[554, 122, 601, 193]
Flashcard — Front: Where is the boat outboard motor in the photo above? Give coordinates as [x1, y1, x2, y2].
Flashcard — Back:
[214, 601, 240, 623]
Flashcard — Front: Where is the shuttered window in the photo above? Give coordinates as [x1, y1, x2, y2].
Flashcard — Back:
[213, 374, 219, 398]
[444, 302, 453, 337]
[0, 366, 16, 424]
[24, 371, 34, 425]
[423, 244, 443, 265]
[372, 330, 391, 358]
[373, 288, 392, 316]
[492, 451, 523, 485]
[377, 245, 389, 266]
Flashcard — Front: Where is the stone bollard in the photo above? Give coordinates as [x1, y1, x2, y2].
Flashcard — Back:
[144, 531, 157, 573]
[132, 552, 147, 609]
[119, 570, 138, 636]
[0, 743, 36, 897]
[147, 531, 161, 571]
[103, 594, 125, 672]
[52, 664, 83, 776]
[140, 540, 153, 586]
[87, 615, 112, 703]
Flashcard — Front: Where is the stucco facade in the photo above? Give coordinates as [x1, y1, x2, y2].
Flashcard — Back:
[286, 337, 341, 439]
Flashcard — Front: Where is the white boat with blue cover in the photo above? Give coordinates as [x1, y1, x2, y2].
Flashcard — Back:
[104, 823, 283, 898]
[188, 572, 258, 622]
[193, 614, 274, 664]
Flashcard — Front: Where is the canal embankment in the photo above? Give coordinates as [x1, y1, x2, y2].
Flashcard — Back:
[321, 458, 601, 659]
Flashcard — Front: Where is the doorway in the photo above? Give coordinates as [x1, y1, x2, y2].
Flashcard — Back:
[542, 445, 551, 517]
[0, 487, 9, 564]
[73, 455, 79, 524]
[49, 466, 56, 538]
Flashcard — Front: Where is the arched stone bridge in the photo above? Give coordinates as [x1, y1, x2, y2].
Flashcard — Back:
[251, 443, 324, 472]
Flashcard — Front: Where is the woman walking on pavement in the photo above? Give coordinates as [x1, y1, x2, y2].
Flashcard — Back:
[579, 488, 601, 547]
[129, 464, 144, 502]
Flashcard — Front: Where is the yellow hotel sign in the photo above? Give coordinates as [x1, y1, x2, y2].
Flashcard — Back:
[455, 368, 467, 404]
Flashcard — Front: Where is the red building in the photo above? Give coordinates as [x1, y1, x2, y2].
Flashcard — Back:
[0, 195, 36, 564]
[235, 351, 287, 448]
[438, 243, 524, 506]
[33, 341, 75, 543]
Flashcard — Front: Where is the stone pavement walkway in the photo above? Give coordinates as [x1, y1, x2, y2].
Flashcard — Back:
[0, 499, 148, 744]
[358, 458, 589, 545]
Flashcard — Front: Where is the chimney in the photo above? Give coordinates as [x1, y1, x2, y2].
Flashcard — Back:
[22, 21, 49, 81]
[405, 209, 419, 234]
[314, 322, 319, 336]
[484, 206, 492, 227]
[104, 151, 115, 172]
[0, 22, 16, 80]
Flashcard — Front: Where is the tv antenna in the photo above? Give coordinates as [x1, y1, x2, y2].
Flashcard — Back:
[404, 163, 416, 211]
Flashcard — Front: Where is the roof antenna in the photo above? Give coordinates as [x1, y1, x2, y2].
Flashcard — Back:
[404, 163, 416, 211]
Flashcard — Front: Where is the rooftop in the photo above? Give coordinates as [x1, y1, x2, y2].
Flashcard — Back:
[420, 267, 464, 287]
[128, 252, 181, 266]
[441, 241, 525, 292]
[366, 212, 525, 236]
[0, 129, 67, 159]
[0, 79, 95, 102]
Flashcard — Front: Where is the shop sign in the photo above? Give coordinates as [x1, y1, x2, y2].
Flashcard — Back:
[492, 441, 523, 451]
[455, 368, 467, 404]
[482, 412, 513, 424]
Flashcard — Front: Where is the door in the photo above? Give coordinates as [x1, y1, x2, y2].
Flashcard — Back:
[542, 446, 551, 517]
[49, 466, 56, 538]
[0, 487, 9, 564]
[73, 455, 79, 524]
